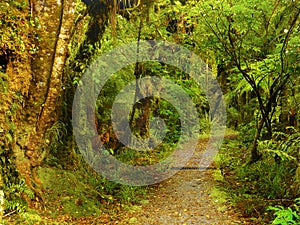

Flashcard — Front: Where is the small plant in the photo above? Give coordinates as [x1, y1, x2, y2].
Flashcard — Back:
[3, 179, 34, 215]
[268, 198, 300, 225]
[114, 185, 147, 205]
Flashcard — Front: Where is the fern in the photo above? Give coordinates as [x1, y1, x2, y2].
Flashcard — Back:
[268, 198, 300, 225]
[3, 179, 34, 214]
[258, 129, 300, 162]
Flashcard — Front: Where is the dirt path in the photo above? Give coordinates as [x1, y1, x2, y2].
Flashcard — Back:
[120, 139, 250, 225]
[34, 137, 250, 225]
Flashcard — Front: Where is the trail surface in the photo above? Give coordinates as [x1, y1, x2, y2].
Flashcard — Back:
[121, 138, 250, 225]
[34, 137, 251, 225]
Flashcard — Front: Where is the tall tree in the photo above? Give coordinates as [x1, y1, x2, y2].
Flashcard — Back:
[0, 0, 155, 210]
[198, 0, 300, 162]
[0, 0, 76, 206]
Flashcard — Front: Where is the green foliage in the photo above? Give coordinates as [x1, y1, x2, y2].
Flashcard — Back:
[45, 121, 68, 153]
[38, 167, 105, 218]
[3, 179, 34, 214]
[216, 130, 300, 222]
[197, 0, 300, 159]
[24, 0, 300, 222]
[115, 185, 147, 204]
[268, 198, 300, 225]
[44, 121, 73, 168]
[237, 159, 292, 199]
[258, 129, 300, 163]
[0, 0, 38, 59]
[0, 72, 8, 93]
[222, 132, 298, 199]
[82, 10, 212, 164]
[36, 165, 148, 219]
[16, 209, 44, 225]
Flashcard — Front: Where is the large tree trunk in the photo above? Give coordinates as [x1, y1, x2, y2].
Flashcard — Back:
[1, 0, 75, 207]
[0, 0, 114, 212]
[26, 0, 75, 154]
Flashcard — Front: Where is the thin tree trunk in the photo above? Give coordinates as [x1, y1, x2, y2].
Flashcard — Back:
[129, 19, 151, 140]
[250, 116, 265, 163]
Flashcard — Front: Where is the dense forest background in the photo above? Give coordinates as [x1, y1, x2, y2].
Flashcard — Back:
[0, 0, 299, 224]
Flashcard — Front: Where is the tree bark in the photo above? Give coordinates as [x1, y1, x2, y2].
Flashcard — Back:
[1, 0, 75, 207]
[27, 0, 75, 151]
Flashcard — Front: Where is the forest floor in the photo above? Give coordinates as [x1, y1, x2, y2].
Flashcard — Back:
[7, 136, 254, 225]
[115, 139, 252, 225]
[70, 137, 252, 224]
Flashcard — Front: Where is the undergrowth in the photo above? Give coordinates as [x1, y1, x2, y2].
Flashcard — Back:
[215, 129, 300, 224]
[3, 155, 148, 224]
[267, 198, 300, 225]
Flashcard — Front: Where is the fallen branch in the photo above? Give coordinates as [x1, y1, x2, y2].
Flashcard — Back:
[3, 210, 17, 218]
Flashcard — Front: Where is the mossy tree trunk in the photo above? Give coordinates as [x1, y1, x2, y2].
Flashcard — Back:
[0, 0, 75, 207]
[0, 0, 140, 210]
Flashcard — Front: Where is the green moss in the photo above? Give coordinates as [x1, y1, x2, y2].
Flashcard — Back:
[38, 167, 103, 218]
[210, 183, 229, 210]
[210, 186, 228, 202]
